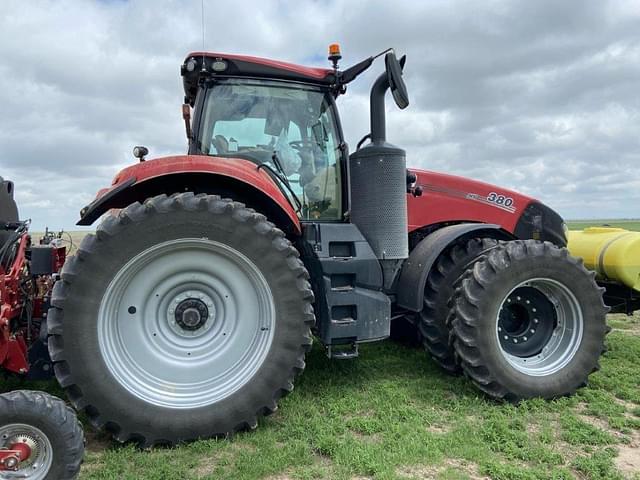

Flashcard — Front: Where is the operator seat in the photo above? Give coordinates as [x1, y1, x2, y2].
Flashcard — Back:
[212, 135, 229, 154]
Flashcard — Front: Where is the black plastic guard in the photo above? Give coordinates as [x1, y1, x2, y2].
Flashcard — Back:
[396, 223, 510, 312]
[77, 177, 136, 226]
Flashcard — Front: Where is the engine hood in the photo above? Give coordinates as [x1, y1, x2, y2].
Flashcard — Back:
[407, 168, 567, 246]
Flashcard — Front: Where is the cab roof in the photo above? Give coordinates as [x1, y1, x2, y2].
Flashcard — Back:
[181, 52, 336, 106]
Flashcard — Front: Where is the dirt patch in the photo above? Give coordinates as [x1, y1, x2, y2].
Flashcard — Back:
[397, 464, 440, 479]
[526, 422, 542, 436]
[579, 414, 627, 441]
[193, 443, 255, 478]
[83, 428, 113, 453]
[398, 459, 489, 479]
[614, 428, 640, 478]
[615, 444, 640, 478]
[576, 410, 640, 477]
[613, 397, 639, 411]
[426, 423, 450, 434]
[194, 455, 220, 479]
[352, 431, 382, 443]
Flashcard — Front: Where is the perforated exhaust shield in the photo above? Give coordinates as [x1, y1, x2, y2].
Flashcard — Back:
[349, 143, 408, 259]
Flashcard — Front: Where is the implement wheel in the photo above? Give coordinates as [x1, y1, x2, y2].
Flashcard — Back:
[0, 390, 84, 479]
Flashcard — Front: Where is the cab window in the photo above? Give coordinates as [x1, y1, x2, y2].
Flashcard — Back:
[198, 80, 342, 220]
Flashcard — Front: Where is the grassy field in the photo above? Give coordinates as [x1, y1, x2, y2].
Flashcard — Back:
[567, 220, 640, 232]
[2, 225, 637, 479]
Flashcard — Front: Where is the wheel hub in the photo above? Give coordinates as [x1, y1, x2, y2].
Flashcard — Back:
[166, 291, 216, 338]
[0, 424, 52, 478]
[498, 286, 556, 357]
[495, 278, 584, 377]
[175, 298, 209, 331]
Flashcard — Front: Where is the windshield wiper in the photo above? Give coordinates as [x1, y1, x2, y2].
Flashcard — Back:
[257, 152, 303, 214]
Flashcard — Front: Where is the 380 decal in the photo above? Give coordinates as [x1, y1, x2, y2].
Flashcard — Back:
[487, 192, 514, 208]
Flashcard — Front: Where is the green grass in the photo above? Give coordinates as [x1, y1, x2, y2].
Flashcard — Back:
[2, 314, 638, 479]
[567, 220, 640, 232]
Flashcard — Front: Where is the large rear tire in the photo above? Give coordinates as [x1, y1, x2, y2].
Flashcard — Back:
[48, 193, 315, 446]
[452, 240, 609, 400]
[0, 390, 84, 479]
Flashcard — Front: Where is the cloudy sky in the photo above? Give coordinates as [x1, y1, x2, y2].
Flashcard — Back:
[1, 0, 639, 230]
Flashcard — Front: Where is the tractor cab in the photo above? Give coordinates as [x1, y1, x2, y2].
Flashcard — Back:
[182, 53, 347, 221]
[180, 48, 408, 223]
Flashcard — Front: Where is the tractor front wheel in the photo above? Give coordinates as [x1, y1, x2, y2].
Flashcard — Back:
[48, 193, 314, 446]
[416, 237, 498, 373]
[451, 240, 609, 400]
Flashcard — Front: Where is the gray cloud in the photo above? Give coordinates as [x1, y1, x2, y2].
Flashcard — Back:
[1, 0, 639, 229]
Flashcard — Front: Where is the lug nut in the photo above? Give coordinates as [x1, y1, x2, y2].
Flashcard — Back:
[533, 318, 539, 323]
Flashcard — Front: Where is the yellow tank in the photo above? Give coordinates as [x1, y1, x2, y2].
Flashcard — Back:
[567, 227, 640, 292]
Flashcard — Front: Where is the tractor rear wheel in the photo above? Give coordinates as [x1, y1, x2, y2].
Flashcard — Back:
[416, 237, 498, 373]
[451, 240, 609, 400]
[0, 390, 84, 479]
[48, 193, 314, 446]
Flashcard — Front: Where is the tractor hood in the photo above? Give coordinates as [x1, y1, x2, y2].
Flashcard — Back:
[407, 168, 567, 246]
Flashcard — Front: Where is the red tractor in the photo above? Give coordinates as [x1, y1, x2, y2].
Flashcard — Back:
[48, 46, 608, 447]
[0, 177, 84, 479]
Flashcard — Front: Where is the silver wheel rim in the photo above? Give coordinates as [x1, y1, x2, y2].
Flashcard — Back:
[495, 278, 584, 377]
[0, 423, 53, 479]
[98, 238, 276, 409]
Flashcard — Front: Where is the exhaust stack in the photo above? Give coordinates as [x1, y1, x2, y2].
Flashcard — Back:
[348, 52, 410, 262]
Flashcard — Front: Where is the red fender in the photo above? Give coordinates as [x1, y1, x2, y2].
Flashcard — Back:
[79, 155, 301, 234]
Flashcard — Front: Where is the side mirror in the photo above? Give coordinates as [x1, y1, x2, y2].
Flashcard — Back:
[385, 52, 409, 109]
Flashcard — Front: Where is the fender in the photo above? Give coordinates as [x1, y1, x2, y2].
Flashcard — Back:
[396, 223, 514, 312]
[77, 155, 302, 234]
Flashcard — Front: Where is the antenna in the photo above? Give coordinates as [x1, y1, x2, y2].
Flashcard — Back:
[200, 0, 206, 72]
